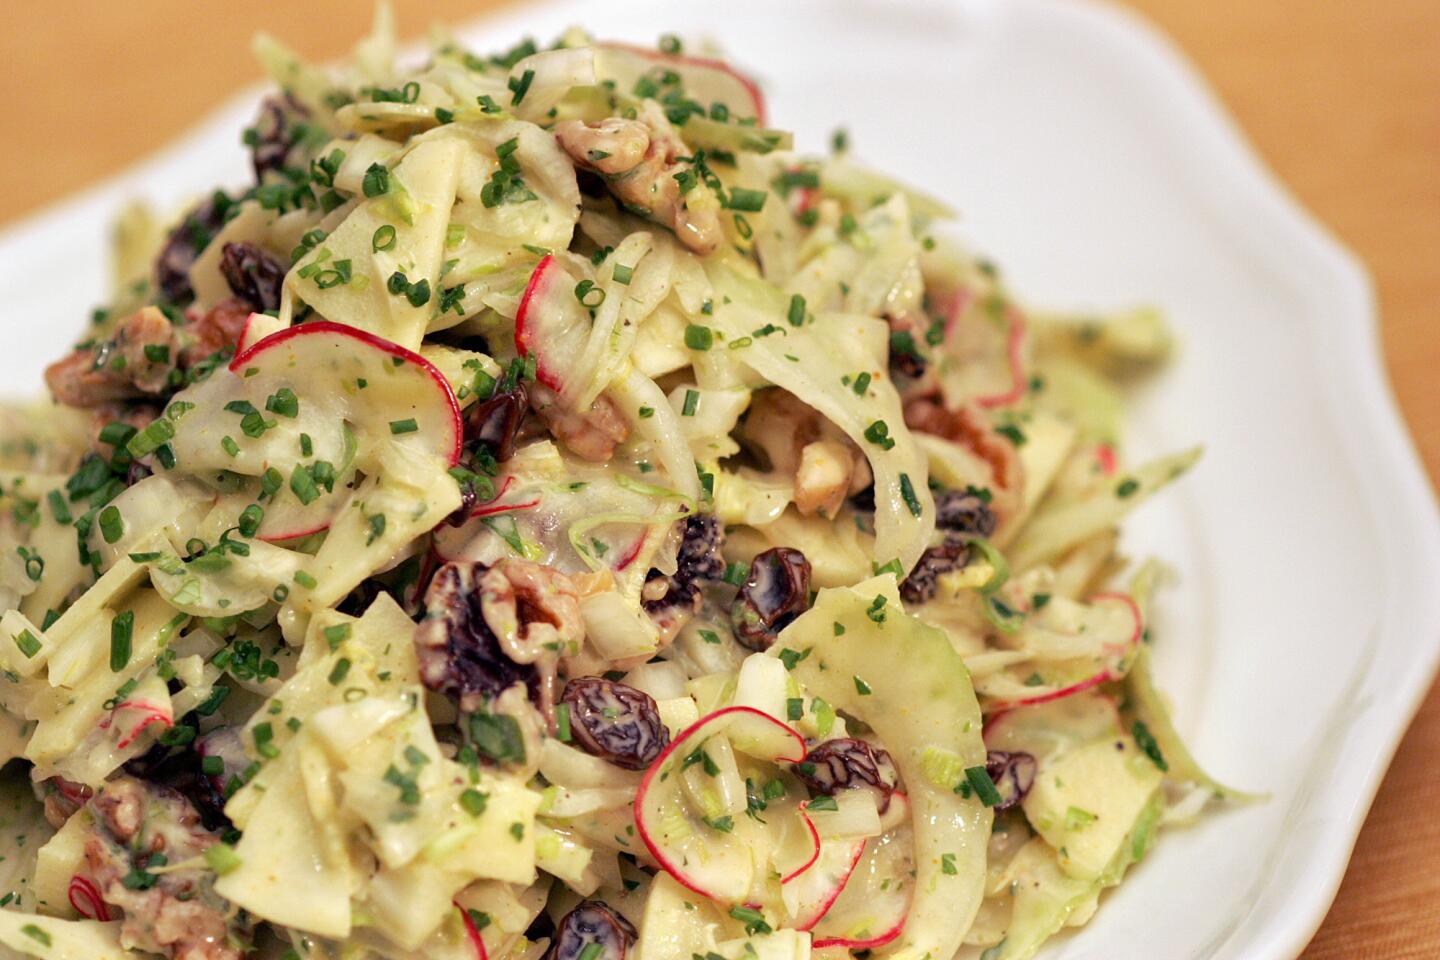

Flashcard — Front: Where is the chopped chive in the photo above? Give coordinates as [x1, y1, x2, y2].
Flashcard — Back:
[787, 294, 807, 327]
[362, 163, 390, 198]
[964, 765, 1003, 806]
[389, 418, 419, 435]
[612, 263, 634, 285]
[726, 188, 768, 212]
[852, 371, 871, 395]
[220, 436, 240, 458]
[13, 629, 41, 659]
[863, 419, 896, 450]
[327, 658, 352, 685]
[899, 473, 922, 517]
[372, 224, 398, 252]
[98, 505, 124, 544]
[684, 324, 713, 351]
[110, 610, 134, 672]
[681, 389, 699, 417]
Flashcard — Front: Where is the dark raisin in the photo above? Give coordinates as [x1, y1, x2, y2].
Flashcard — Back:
[248, 95, 310, 183]
[561, 678, 669, 770]
[545, 901, 637, 960]
[730, 547, 811, 651]
[122, 720, 234, 831]
[219, 242, 286, 313]
[889, 349, 926, 380]
[934, 489, 997, 538]
[415, 562, 535, 711]
[899, 540, 971, 604]
[467, 382, 528, 462]
[642, 514, 726, 615]
[792, 738, 900, 810]
[154, 194, 231, 305]
[984, 750, 1037, 811]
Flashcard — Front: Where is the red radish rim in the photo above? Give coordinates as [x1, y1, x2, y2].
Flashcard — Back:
[228, 320, 464, 466]
[514, 255, 566, 391]
[1089, 591, 1143, 657]
[1095, 442, 1118, 476]
[102, 700, 174, 749]
[974, 307, 1028, 409]
[780, 802, 823, 884]
[472, 498, 541, 520]
[614, 533, 647, 572]
[792, 838, 867, 931]
[456, 901, 488, 960]
[634, 705, 806, 902]
[259, 520, 334, 545]
[68, 875, 112, 922]
[597, 41, 767, 125]
[983, 669, 1113, 717]
[236, 312, 272, 354]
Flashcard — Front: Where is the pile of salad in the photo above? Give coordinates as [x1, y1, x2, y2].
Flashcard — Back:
[0, 11, 1247, 960]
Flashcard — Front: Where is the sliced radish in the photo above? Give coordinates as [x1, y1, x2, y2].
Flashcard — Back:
[229, 321, 462, 465]
[783, 805, 866, 930]
[981, 592, 1141, 713]
[67, 875, 112, 922]
[1094, 442, 1118, 476]
[237, 312, 286, 354]
[808, 793, 913, 948]
[101, 697, 174, 750]
[595, 42, 766, 124]
[973, 307, 1028, 409]
[457, 901, 488, 960]
[634, 706, 805, 904]
[515, 255, 592, 392]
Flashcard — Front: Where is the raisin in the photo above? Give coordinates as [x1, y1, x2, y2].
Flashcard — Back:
[730, 547, 811, 651]
[248, 95, 310, 183]
[642, 514, 725, 615]
[154, 193, 231, 305]
[545, 902, 637, 960]
[561, 678, 669, 771]
[934, 489, 997, 538]
[467, 382, 528, 462]
[985, 750, 1037, 811]
[219, 242, 285, 313]
[415, 561, 535, 711]
[792, 738, 900, 810]
[899, 540, 971, 605]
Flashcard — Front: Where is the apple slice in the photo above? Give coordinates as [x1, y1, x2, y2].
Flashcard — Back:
[515, 255, 592, 392]
[808, 793, 913, 949]
[634, 706, 805, 904]
[595, 42, 767, 124]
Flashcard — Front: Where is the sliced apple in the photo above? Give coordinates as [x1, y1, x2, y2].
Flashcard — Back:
[514, 255, 592, 392]
[595, 42, 767, 124]
[634, 706, 805, 904]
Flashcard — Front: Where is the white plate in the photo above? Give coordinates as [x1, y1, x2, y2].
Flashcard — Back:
[3, 0, 1438, 957]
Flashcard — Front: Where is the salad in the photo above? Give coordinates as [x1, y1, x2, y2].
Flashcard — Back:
[0, 11, 1248, 960]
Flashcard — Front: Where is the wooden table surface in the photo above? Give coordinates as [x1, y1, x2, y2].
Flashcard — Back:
[2, 1, 1437, 955]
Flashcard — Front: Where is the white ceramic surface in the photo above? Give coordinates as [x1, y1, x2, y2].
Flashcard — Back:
[2, 1, 1438, 957]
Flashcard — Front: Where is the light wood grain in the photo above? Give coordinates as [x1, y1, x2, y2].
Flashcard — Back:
[1, 1, 1437, 954]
